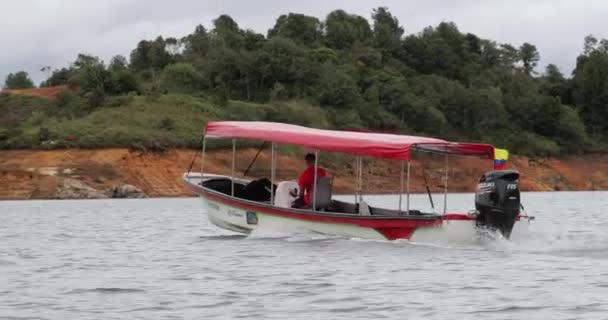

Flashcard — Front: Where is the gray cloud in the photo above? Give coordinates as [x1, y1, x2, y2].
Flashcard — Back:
[1, 0, 606, 85]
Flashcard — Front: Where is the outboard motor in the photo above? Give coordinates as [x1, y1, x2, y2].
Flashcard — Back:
[475, 170, 521, 238]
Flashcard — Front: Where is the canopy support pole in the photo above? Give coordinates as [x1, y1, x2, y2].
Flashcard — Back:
[354, 157, 358, 204]
[399, 161, 404, 213]
[406, 161, 411, 215]
[201, 136, 207, 177]
[270, 143, 276, 205]
[231, 139, 236, 197]
[312, 150, 319, 211]
[443, 151, 448, 215]
[357, 156, 363, 202]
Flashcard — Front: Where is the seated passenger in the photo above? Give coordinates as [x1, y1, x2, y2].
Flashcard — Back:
[292, 153, 328, 209]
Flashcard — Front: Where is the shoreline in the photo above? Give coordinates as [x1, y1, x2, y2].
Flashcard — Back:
[3, 188, 607, 201]
[2, 148, 608, 200]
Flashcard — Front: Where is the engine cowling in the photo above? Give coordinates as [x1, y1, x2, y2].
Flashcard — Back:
[474, 170, 521, 238]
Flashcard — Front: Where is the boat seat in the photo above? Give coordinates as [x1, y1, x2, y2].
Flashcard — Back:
[330, 200, 358, 214]
[312, 176, 332, 210]
[368, 206, 425, 216]
[369, 206, 399, 216]
[202, 178, 246, 197]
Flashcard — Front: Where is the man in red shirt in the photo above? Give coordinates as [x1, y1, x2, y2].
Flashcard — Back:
[292, 153, 327, 209]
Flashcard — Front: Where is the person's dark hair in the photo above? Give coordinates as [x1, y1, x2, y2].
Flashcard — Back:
[304, 153, 316, 162]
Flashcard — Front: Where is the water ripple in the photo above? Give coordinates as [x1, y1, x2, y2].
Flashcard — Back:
[123, 306, 172, 312]
[467, 305, 550, 313]
[185, 301, 234, 309]
[0, 259, 16, 265]
[64, 288, 146, 295]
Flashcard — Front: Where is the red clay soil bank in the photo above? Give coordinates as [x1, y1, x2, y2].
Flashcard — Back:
[1, 86, 67, 98]
[1, 148, 608, 200]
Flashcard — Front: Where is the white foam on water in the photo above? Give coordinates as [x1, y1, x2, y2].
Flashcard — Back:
[247, 222, 341, 242]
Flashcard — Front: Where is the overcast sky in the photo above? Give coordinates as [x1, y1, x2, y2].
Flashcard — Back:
[1, 0, 606, 85]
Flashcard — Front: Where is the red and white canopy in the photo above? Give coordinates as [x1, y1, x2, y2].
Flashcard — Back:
[205, 121, 494, 160]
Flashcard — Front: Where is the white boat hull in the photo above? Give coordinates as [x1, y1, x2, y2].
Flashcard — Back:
[203, 196, 530, 241]
[204, 197, 388, 240]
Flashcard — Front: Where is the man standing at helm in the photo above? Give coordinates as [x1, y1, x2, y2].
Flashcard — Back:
[292, 153, 327, 209]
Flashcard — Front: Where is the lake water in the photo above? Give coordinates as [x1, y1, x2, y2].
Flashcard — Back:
[1, 192, 607, 320]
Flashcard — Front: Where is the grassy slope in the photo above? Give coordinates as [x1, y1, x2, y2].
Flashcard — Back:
[0, 92, 333, 150]
[50, 95, 212, 148]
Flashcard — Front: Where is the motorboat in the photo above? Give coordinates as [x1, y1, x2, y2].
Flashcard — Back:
[184, 121, 533, 240]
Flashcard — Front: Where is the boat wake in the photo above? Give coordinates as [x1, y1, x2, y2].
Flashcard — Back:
[510, 227, 608, 259]
[200, 217, 607, 260]
[198, 222, 521, 252]
[199, 234, 249, 241]
[245, 223, 516, 252]
[403, 229, 516, 253]
[248, 226, 345, 242]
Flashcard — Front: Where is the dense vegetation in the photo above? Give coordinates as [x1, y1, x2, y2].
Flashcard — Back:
[3, 71, 35, 89]
[2, 8, 608, 155]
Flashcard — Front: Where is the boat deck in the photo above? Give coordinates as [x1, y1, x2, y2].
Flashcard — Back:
[184, 173, 442, 219]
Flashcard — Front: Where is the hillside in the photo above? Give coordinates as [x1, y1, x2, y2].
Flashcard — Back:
[2, 7, 608, 200]
[3, 7, 608, 157]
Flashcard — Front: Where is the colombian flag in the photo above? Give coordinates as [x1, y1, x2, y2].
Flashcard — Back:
[494, 148, 509, 170]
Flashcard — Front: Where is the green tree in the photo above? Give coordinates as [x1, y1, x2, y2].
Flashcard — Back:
[479, 40, 501, 67]
[371, 7, 403, 58]
[316, 65, 361, 108]
[109, 55, 128, 72]
[106, 70, 140, 95]
[309, 47, 338, 64]
[199, 47, 239, 98]
[40, 68, 72, 87]
[583, 35, 599, 55]
[183, 25, 210, 58]
[68, 54, 108, 93]
[325, 10, 372, 49]
[573, 45, 608, 136]
[211, 15, 244, 49]
[268, 13, 323, 46]
[499, 44, 519, 67]
[70, 63, 109, 108]
[73, 53, 102, 68]
[519, 42, 540, 75]
[401, 22, 468, 79]
[256, 37, 318, 98]
[556, 104, 588, 152]
[130, 37, 173, 72]
[67, 54, 138, 106]
[3, 71, 35, 89]
[160, 63, 202, 94]
[242, 30, 266, 51]
[540, 64, 570, 104]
